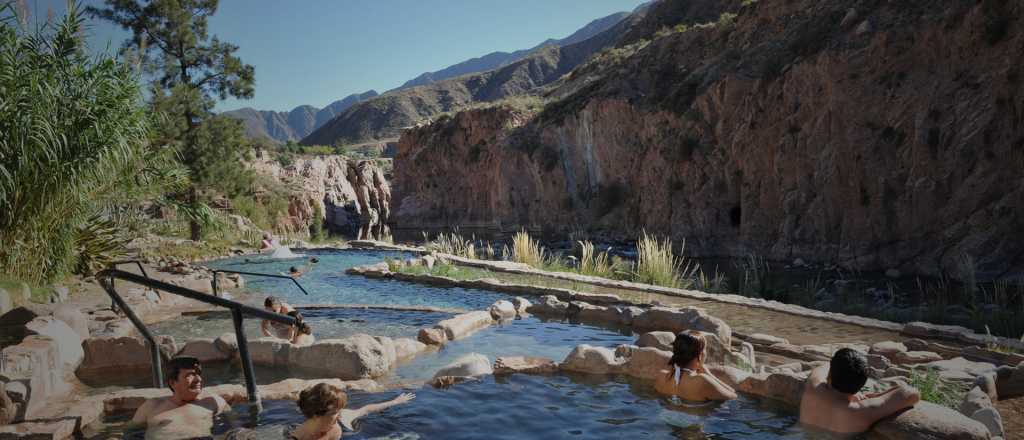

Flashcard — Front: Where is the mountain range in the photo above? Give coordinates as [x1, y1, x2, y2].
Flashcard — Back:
[221, 90, 378, 144]
[222, 8, 638, 145]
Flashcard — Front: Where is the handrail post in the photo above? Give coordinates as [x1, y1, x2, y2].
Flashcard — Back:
[211, 273, 219, 298]
[98, 275, 163, 388]
[232, 308, 261, 407]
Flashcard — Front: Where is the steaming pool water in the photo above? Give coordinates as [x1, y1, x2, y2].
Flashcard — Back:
[98, 249, 837, 439]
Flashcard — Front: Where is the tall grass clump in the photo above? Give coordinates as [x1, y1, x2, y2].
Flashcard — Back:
[423, 231, 477, 259]
[511, 231, 546, 267]
[908, 368, 966, 409]
[0, 3, 171, 283]
[633, 233, 698, 289]
[577, 240, 614, 278]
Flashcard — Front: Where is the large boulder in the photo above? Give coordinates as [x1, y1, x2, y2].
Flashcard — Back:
[892, 351, 943, 365]
[736, 372, 807, 406]
[560, 345, 625, 375]
[248, 338, 293, 366]
[870, 341, 908, 358]
[417, 328, 447, 346]
[432, 353, 492, 379]
[290, 335, 394, 379]
[214, 333, 239, 355]
[178, 339, 230, 363]
[526, 295, 569, 316]
[872, 401, 991, 440]
[636, 331, 675, 351]
[77, 335, 176, 381]
[510, 297, 532, 316]
[923, 358, 997, 383]
[1, 336, 64, 418]
[24, 316, 83, 369]
[435, 311, 493, 341]
[995, 362, 1024, 399]
[631, 307, 732, 347]
[488, 300, 516, 321]
[617, 345, 672, 380]
[393, 338, 427, 361]
[52, 305, 89, 341]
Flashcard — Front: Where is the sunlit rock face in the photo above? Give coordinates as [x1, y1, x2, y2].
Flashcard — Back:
[391, 0, 1024, 277]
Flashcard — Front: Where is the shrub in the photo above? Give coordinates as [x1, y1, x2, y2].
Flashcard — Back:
[577, 241, 614, 278]
[0, 4, 160, 284]
[511, 231, 546, 268]
[908, 368, 966, 409]
[633, 233, 698, 289]
[423, 231, 477, 259]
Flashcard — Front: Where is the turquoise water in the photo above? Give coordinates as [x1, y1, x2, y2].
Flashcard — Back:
[205, 249, 509, 310]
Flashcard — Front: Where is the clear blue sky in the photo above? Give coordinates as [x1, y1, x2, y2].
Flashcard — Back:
[30, 0, 645, 112]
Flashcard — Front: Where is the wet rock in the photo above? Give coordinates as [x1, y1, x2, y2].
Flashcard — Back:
[214, 333, 238, 355]
[874, 401, 990, 440]
[636, 331, 675, 351]
[617, 345, 672, 380]
[432, 353, 492, 379]
[417, 328, 447, 346]
[632, 307, 731, 347]
[510, 297, 532, 316]
[436, 311, 494, 340]
[747, 333, 789, 346]
[393, 338, 427, 360]
[488, 300, 516, 320]
[493, 356, 558, 375]
[526, 295, 569, 316]
[52, 305, 89, 341]
[290, 334, 394, 380]
[25, 316, 83, 368]
[178, 339, 230, 363]
[737, 371, 807, 406]
[0, 418, 77, 440]
[893, 351, 943, 365]
[560, 345, 624, 375]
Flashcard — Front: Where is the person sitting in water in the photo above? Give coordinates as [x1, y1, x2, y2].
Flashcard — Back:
[260, 233, 274, 252]
[799, 348, 920, 434]
[309, 257, 320, 264]
[287, 265, 306, 278]
[654, 331, 737, 402]
[131, 356, 229, 439]
[287, 383, 415, 440]
[261, 296, 296, 340]
[288, 310, 316, 346]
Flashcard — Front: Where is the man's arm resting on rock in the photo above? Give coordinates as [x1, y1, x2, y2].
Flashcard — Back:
[858, 385, 920, 421]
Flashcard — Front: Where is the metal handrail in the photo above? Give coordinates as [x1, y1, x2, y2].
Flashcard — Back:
[108, 260, 152, 313]
[210, 269, 310, 297]
[96, 268, 297, 405]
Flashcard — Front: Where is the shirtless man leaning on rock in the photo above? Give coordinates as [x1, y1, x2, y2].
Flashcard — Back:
[799, 348, 920, 434]
[131, 356, 229, 439]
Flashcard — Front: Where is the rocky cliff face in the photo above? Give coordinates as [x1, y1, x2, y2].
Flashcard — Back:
[392, 0, 1024, 278]
[250, 155, 391, 238]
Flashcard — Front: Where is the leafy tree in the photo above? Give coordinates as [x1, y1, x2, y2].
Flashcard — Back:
[0, 2, 172, 283]
[89, 0, 255, 240]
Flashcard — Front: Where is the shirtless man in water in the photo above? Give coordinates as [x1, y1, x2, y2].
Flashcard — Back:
[261, 296, 296, 339]
[799, 348, 920, 434]
[131, 357, 229, 439]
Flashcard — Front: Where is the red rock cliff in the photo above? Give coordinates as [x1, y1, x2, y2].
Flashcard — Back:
[393, 0, 1024, 277]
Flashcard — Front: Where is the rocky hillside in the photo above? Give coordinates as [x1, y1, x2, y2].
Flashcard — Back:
[392, 0, 1024, 278]
[300, 8, 650, 146]
[249, 154, 390, 236]
[397, 11, 631, 90]
[223, 90, 378, 143]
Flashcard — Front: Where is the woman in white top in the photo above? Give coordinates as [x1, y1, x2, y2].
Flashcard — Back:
[654, 331, 737, 402]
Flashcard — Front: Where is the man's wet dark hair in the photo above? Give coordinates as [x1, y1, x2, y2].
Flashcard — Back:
[288, 310, 312, 335]
[264, 296, 281, 308]
[829, 348, 868, 394]
[166, 356, 201, 388]
[289, 266, 299, 273]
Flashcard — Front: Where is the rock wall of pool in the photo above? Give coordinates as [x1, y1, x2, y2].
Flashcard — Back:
[4, 248, 1014, 440]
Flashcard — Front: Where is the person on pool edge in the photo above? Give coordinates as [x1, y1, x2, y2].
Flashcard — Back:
[287, 383, 415, 440]
[799, 348, 920, 433]
[131, 356, 229, 439]
[654, 331, 737, 402]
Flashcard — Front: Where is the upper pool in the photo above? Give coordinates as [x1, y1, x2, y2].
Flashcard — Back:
[204, 249, 508, 310]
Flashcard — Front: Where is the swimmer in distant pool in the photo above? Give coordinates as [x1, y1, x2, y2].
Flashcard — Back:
[288, 265, 305, 278]
[130, 357, 229, 440]
[654, 331, 737, 402]
[287, 383, 415, 440]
